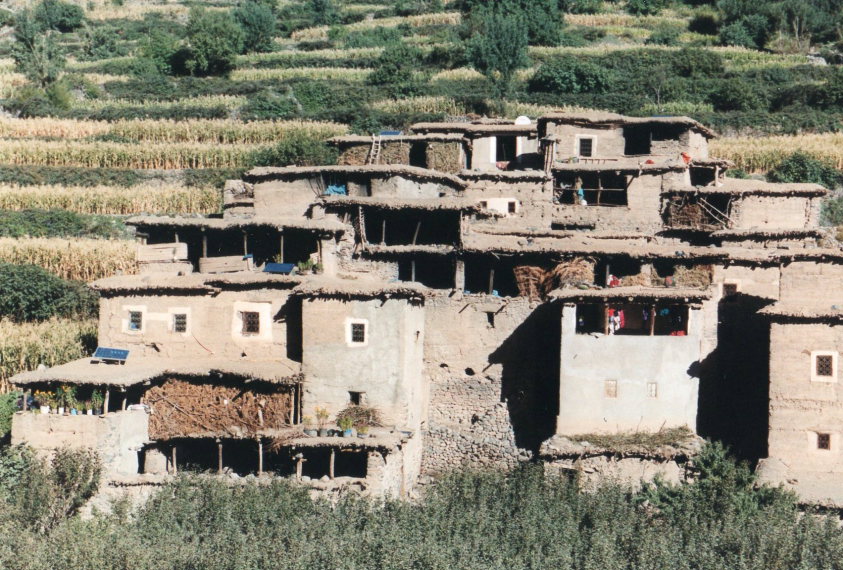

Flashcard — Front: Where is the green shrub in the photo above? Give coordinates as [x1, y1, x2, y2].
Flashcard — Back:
[709, 79, 767, 111]
[0, 392, 21, 441]
[559, 0, 603, 14]
[0, 263, 99, 322]
[308, 0, 340, 26]
[769, 152, 842, 189]
[719, 20, 756, 48]
[80, 24, 126, 60]
[367, 43, 423, 98]
[234, 1, 277, 53]
[248, 131, 337, 167]
[33, 0, 84, 32]
[466, 3, 530, 97]
[689, 11, 719, 35]
[625, 0, 668, 16]
[646, 23, 683, 46]
[336, 26, 404, 48]
[134, 29, 182, 76]
[241, 89, 300, 120]
[528, 57, 612, 93]
[0, 210, 129, 240]
[11, 10, 66, 88]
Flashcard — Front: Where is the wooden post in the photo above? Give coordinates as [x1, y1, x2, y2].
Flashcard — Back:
[381, 219, 386, 245]
[411, 259, 416, 282]
[202, 231, 208, 258]
[242, 232, 248, 256]
[596, 174, 603, 206]
[257, 439, 264, 476]
[171, 445, 177, 475]
[329, 449, 335, 480]
[217, 439, 223, 474]
[603, 303, 609, 335]
[412, 220, 421, 245]
[121, 397, 127, 411]
[174, 232, 179, 243]
[22, 390, 27, 412]
[103, 389, 110, 416]
[650, 304, 656, 336]
[295, 455, 303, 479]
[605, 264, 610, 287]
[454, 259, 465, 291]
[279, 233, 284, 263]
[488, 268, 495, 295]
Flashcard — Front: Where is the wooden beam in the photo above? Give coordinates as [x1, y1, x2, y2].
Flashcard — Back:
[171, 445, 177, 475]
[329, 449, 335, 480]
[295, 455, 303, 479]
[103, 389, 110, 416]
[279, 233, 284, 263]
[603, 303, 609, 335]
[257, 439, 264, 476]
[121, 397, 127, 411]
[650, 304, 656, 336]
[174, 232, 179, 243]
[412, 220, 421, 245]
[488, 268, 495, 295]
[381, 219, 386, 245]
[411, 259, 416, 282]
[217, 439, 223, 474]
[202, 232, 208, 258]
[242, 232, 248, 256]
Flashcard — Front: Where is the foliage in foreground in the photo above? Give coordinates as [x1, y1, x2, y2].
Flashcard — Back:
[0, 443, 838, 569]
[0, 263, 98, 322]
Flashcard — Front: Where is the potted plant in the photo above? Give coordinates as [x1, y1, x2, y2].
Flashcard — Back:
[34, 390, 50, 414]
[357, 425, 369, 439]
[90, 390, 104, 415]
[55, 387, 65, 415]
[338, 416, 354, 438]
[302, 416, 317, 437]
[315, 407, 330, 437]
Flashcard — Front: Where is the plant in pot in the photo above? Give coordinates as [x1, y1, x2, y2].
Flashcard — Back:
[357, 425, 369, 439]
[302, 415, 317, 437]
[315, 407, 330, 437]
[90, 390, 104, 415]
[55, 387, 66, 415]
[34, 390, 51, 414]
[64, 388, 79, 415]
[338, 416, 354, 438]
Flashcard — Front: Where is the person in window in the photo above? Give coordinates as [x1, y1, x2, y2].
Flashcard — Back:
[574, 177, 587, 206]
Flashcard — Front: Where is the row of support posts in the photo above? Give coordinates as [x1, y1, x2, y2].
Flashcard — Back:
[167, 438, 266, 476]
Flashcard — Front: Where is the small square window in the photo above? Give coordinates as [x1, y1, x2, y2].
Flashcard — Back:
[349, 391, 365, 405]
[350, 322, 366, 344]
[480, 201, 488, 209]
[647, 382, 658, 398]
[578, 138, 594, 157]
[173, 313, 187, 333]
[507, 201, 517, 214]
[818, 433, 831, 450]
[604, 380, 617, 399]
[129, 311, 143, 331]
[242, 311, 260, 335]
[722, 283, 738, 297]
[816, 355, 834, 377]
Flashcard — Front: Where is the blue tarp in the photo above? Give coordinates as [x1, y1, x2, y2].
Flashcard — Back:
[264, 262, 296, 275]
[325, 184, 347, 195]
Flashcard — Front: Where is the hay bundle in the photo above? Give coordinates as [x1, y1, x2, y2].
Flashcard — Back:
[672, 264, 713, 288]
[380, 141, 410, 164]
[338, 145, 370, 166]
[146, 378, 293, 440]
[513, 265, 545, 300]
[426, 141, 463, 174]
[620, 272, 651, 287]
[665, 196, 708, 228]
[541, 257, 596, 294]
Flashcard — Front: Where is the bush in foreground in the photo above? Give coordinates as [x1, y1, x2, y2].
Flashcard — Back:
[0, 263, 98, 322]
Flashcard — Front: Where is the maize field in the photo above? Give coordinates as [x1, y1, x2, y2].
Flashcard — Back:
[230, 67, 372, 82]
[290, 11, 462, 41]
[0, 238, 137, 281]
[711, 133, 843, 172]
[0, 318, 97, 390]
[0, 184, 222, 215]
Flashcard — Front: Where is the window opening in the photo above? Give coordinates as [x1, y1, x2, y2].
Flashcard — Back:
[349, 391, 365, 405]
[507, 201, 517, 214]
[173, 313, 187, 333]
[129, 311, 143, 331]
[818, 433, 831, 450]
[242, 311, 260, 335]
[350, 322, 366, 344]
[495, 136, 516, 164]
[409, 142, 427, 168]
[647, 382, 658, 398]
[816, 355, 834, 377]
[604, 380, 618, 398]
[578, 137, 594, 158]
[722, 283, 738, 298]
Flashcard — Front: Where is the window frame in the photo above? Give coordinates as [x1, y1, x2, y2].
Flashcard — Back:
[173, 313, 188, 334]
[345, 318, 369, 347]
[811, 350, 838, 383]
[576, 136, 595, 158]
[604, 379, 618, 399]
[817, 433, 831, 451]
[122, 305, 146, 334]
[241, 311, 261, 336]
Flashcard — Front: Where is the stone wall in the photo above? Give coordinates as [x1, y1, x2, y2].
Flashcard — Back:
[731, 195, 814, 229]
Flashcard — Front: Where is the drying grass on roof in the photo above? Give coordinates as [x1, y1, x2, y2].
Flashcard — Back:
[711, 133, 843, 172]
[0, 237, 137, 281]
[0, 184, 222, 215]
[290, 11, 461, 41]
[230, 67, 372, 82]
[566, 426, 696, 453]
[0, 140, 264, 169]
[0, 318, 97, 391]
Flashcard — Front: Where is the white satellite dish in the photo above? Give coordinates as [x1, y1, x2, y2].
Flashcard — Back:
[514, 115, 531, 125]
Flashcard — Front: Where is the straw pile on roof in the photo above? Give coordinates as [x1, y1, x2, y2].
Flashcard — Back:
[513, 266, 545, 300]
[146, 378, 293, 440]
[541, 258, 596, 294]
[426, 141, 464, 174]
[338, 139, 411, 166]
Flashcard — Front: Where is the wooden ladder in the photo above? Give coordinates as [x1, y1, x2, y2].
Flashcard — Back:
[356, 206, 368, 247]
[367, 135, 382, 165]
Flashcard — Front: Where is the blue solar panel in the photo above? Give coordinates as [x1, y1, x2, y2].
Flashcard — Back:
[264, 262, 296, 275]
[379, 130, 402, 136]
[93, 347, 130, 362]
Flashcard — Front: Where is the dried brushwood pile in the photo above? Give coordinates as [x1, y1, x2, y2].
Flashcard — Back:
[541, 258, 596, 294]
[335, 404, 383, 429]
[514, 266, 545, 300]
[338, 141, 409, 166]
[426, 142, 462, 173]
[665, 196, 709, 228]
[146, 378, 293, 439]
[620, 272, 652, 287]
[672, 264, 713, 287]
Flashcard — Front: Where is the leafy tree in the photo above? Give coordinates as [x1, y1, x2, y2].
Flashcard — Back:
[80, 24, 125, 60]
[466, 3, 529, 98]
[11, 10, 65, 88]
[528, 57, 612, 93]
[0, 263, 98, 322]
[768, 152, 842, 189]
[462, 0, 562, 46]
[234, 1, 277, 53]
[134, 29, 181, 75]
[183, 8, 244, 76]
[559, 0, 604, 14]
[0, 393, 21, 441]
[33, 0, 84, 32]
[646, 23, 683, 45]
[709, 78, 767, 111]
[719, 20, 757, 48]
[366, 42, 423, 97]
[249, 131, 338, 167]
